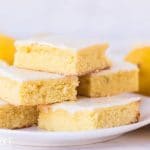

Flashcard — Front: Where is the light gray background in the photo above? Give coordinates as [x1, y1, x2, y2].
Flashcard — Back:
[0, 0, 150, 41]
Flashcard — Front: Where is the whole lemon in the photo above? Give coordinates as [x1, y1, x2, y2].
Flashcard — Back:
[125, 46, 150, 95]
[0, 34, 15, 64]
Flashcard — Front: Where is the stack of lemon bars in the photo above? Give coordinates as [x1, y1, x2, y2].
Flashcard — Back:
[0, 35, 140, 131]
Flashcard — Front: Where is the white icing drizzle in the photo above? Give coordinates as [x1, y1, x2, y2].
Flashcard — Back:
[15, 35, 107, 51]
[49, 93, 140, 113]
[91, 61, 138, 76]
[0, 61, 65, 82]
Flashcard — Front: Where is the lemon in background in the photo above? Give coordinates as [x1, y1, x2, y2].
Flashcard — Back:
[0, 34, 15, 64]
[125, 46, 150, 95]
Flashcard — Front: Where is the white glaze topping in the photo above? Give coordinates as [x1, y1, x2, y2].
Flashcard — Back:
[91, 61, 138, 76]
[15, 35, 107, 51]
[0, 61, 65, 82]
[49, 93, 140, 113]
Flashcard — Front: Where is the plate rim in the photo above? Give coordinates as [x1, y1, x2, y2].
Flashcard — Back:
[0, 117, 149, 138]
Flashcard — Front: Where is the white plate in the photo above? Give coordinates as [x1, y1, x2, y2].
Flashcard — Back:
[0, 94, 149, 147]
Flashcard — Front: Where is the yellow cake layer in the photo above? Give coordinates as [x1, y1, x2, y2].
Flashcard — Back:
[38, 94, 140, 131]
[78, 62, 139, 97]
[14, 35, 111, 75]
[0, 99, 38, 129]
[0, 62, 78, 105]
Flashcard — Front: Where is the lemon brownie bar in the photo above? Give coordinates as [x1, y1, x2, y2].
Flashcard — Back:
[0, 99, 38, 129]
[38, 94, 140, 131]
[0, 62, 78, 105]
[14, 35, 111, 75]
[78, 62, 138, 97]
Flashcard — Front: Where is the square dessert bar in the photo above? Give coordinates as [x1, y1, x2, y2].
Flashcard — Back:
[0, 99, 38, 129]
[0, 62, 78, 105]
[14, 35, 111, 75]
[38, 94, 140, 131]
[78, 62, 139, 97]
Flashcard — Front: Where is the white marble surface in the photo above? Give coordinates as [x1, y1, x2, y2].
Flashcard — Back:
[0, 125, 149, 150]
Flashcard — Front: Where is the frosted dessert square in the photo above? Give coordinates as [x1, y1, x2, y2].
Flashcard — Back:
[0, 99, 38, 129]
[0, 62, 78, 105]
[38, 94, 140, 131]
[78, 62, 138, 97]
[14, 35, 111, 75]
